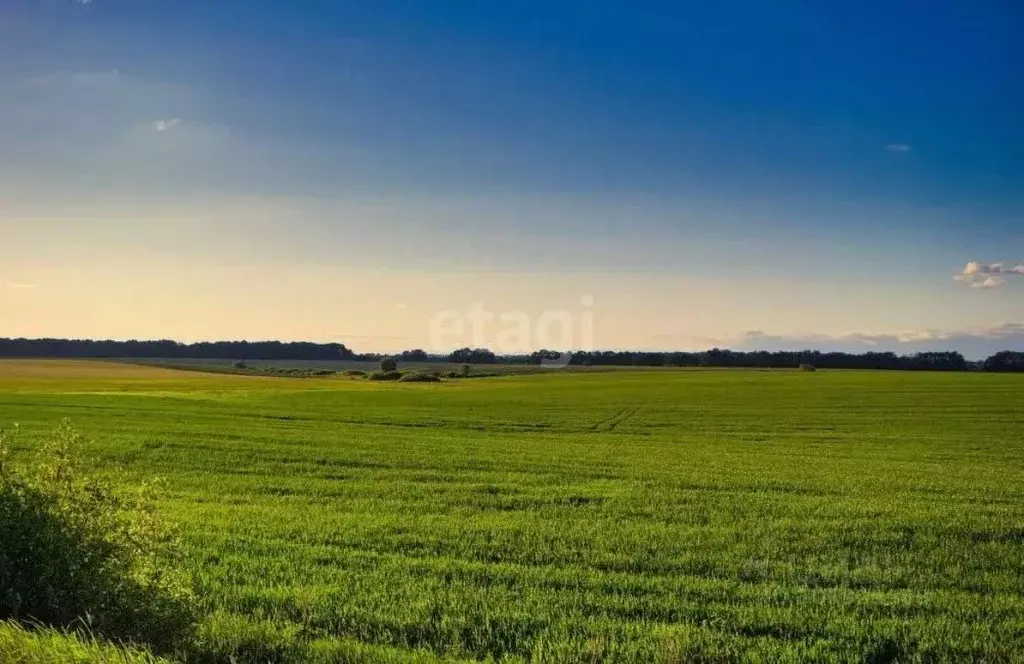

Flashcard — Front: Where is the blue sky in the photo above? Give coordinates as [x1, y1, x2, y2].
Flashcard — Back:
[2, 0, 1023, 355]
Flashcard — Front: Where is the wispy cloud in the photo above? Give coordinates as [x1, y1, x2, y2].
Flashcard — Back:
[153, 118, 183, 132]
[0, 281, 36, 290]
[973, 276, 1004, 289]
[20, 70, 190, 126]
[886, 143, 913, 153]
[955, 261, 1024, 288]
[28, 69, 123, 88]
[4, 70, 211, 190]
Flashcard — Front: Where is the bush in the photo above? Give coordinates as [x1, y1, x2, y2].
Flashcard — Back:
[398, 372, 441, 383]
[0, 422, 196, 655]
[342, 370, 367, 377]
[461, 364, 472, 377]
[378, 357, 398, 373]
[233, 360, 248, 370]
[798, 364, 817, 372]
[367, 371, 403, 381]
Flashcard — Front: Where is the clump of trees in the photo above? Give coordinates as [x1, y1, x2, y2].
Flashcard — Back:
[368, 370, 402, 381]
[983, 351, 1024, 372]
[447, 348, 497, 364]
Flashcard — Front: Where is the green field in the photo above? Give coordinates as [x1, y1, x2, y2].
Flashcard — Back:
[2, 360, 1024, 662]
[121, 357, 651, 376]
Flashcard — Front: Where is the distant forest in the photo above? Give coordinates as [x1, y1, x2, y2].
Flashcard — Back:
[2, 337, 1023, 372]
[0, 338, 355, 361]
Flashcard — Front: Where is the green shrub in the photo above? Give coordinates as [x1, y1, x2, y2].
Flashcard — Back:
[368, 371, 403, 381]
[0, 422, 196, 655]
[798, 364, 817, 372]
[342, 370, 367, 377]
[398, 372, 441, 383]
[379, 357, 398, 373]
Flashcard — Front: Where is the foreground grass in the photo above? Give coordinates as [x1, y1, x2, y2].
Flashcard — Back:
[2, 360, 1024, 661]
[0, 621, 171, 664]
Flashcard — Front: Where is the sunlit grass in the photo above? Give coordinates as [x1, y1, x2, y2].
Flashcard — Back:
[0, 620, 172, 664]
[2, 361, 1023, 661]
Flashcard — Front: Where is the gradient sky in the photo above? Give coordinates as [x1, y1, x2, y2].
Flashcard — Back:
[2, 0, 1023, 355]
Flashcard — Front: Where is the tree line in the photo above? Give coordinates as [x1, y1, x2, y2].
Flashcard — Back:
[442, 347, 1023, 372]
[0, 338, 354, 361]
[1, 337, 1023, 371]
[533, 349, 975, 371]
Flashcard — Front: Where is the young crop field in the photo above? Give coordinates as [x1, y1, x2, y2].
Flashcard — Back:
[121, 357, 648, 376]
[2, 360, 1023, 662]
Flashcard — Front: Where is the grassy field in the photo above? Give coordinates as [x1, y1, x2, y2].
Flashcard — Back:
[2, 360, 1023, 662]
[120, 357, 646, 376]
[0, 620, 172, 664]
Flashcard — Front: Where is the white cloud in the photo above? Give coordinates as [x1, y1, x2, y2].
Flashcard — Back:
[0, 281, 36, 289]
[153, 118, 183, 132]
[886, 143, 913, 153]
[955, 261, 1024, 288]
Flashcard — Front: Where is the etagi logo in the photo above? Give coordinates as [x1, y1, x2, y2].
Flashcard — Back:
[428, 296, 595, 368]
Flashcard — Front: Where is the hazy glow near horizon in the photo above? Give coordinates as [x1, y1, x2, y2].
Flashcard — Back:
[2, 1, 1022, 355]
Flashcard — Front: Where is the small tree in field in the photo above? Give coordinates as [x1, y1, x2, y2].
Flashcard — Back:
[461, 363, 471, 377]
[379, 357, 398, 373]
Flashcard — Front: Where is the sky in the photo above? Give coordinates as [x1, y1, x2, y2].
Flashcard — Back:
[2, 0, 1023, 356]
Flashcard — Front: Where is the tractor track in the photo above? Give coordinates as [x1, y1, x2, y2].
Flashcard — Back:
[591, 405, 640, 432]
